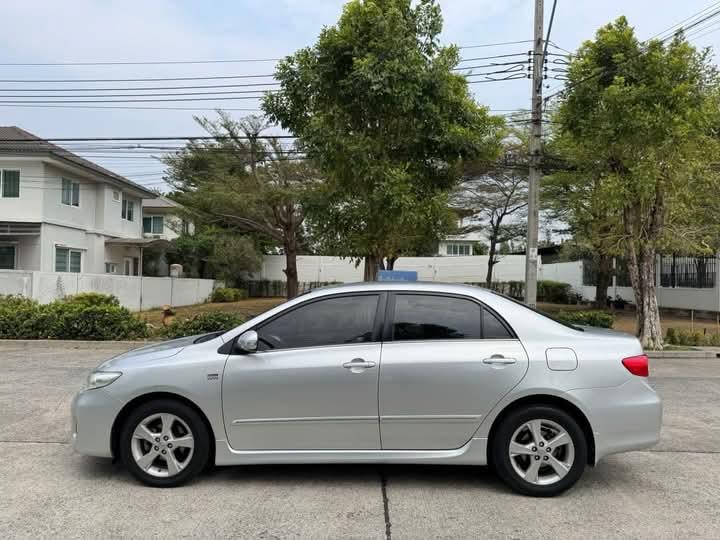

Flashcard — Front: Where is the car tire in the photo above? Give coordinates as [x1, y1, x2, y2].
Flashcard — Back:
[491, 405, 587, 497]
[119, 399, 210, 488]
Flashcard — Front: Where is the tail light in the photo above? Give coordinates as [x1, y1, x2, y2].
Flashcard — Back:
[622, 354, 649, 377]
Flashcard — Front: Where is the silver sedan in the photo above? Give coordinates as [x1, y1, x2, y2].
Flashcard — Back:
[71, 282, 662, 496]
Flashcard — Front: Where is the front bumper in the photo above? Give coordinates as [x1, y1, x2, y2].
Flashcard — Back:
[71, 388, 124, 458]
[568, 377, 662, 463]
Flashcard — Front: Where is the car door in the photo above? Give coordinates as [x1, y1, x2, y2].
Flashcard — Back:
[222, 293, 385, 451]
[379, 292, 528, 450]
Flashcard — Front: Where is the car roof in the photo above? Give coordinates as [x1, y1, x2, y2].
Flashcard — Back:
[305, 281, 497, 299]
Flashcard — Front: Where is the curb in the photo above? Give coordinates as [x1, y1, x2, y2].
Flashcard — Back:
[0, 339, 149, 350]
[646, 350, 720, 359]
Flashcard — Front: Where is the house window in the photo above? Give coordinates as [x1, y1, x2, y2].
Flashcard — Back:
[61, 178, 80, 207]
[446, 243, 471, 256]
[55, 247, 82, 273]
[1, 170, 20, 198]
[112, 190, 121, 202]
[105, 262, 117, 274]
[0, 245, 16, 269]
[143, 216, 164, 234]
[121, 196, 134, 221]
[181, 219, 190, 235]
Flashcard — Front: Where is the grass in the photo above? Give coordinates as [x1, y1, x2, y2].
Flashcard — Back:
[138, 297, 286, 327]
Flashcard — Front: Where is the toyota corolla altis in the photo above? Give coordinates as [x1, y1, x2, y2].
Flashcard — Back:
[72, 282, 661, 496]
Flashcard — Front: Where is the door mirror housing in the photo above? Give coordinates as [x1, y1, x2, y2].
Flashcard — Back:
[235, 330, 258, 354]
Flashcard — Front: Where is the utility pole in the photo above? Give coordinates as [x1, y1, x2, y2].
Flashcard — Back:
[524, 0, 544, 308]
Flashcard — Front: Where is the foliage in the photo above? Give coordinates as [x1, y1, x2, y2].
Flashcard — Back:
[162, 312, 245, 339]
[60, 292, 120, 308]
[555, 310, 615, 329]
[472, 242, 489, 255]
[210, 287, 248, 303]
[164, 114, 320, 298]
[665, 327, 720, 347]
[263, 0, 504, 278]
[455, 134, 528, 285]
[0, 294, 146, 340]
[206, 235, 262, 285]
[537, 280, 572, 304]
[552, 17, 720, 348]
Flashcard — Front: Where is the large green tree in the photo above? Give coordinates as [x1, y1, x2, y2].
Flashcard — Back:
[164, 113, 320, 298]
[554, 17, 720, 348]
[263, 0, 503, 279]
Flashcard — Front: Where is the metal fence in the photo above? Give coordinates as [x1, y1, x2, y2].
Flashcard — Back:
[659, 255, 716, 289]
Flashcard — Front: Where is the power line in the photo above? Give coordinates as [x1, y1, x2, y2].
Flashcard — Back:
[459, 39, 534, 49]
[0, 96, 266, 104]
[0, 58, 282, 66]
[1, 135, 297, 142]
[646, 1, 720, 41]
[0, 104, 264, 112]
[0, 82, 280, 92]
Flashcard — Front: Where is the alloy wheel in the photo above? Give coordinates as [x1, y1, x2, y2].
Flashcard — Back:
[130, 413, 195, 478]
[508, 418, 575, 486]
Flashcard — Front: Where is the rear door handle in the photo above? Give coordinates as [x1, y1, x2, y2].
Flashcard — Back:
[343, 358, 376, 371]
[482, 355, 517, 365]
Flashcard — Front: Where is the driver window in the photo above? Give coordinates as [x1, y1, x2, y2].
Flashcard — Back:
[256, 294, 379, 351]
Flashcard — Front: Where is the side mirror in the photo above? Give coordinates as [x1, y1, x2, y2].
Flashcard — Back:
[234, 330, 258, 354]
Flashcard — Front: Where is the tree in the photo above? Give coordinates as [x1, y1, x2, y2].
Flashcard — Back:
[554, 17, 720, 348]
[455, 138, 528, 286]
[164, 113, 320, 299]
[263, 0, 503, 280]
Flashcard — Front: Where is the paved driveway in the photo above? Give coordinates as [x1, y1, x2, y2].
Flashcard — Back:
[1, 342, 719, 538]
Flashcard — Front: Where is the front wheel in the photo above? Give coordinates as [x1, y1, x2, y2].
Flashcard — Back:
[119, 399, 210, 487]
[491, 405, 587, 497]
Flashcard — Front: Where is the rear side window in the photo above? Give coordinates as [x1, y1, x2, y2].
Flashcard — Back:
[482, 308, 514, 339]
[257, 294, 379, 350]
[392, 294, 482, 341]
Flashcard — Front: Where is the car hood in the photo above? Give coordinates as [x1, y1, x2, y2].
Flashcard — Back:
[98, 334, 208, 370]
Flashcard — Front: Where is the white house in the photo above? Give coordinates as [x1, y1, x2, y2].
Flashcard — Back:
[438, 216, 485, 256]
[142, 196, 193, 241]
[0, 126, 157, 276]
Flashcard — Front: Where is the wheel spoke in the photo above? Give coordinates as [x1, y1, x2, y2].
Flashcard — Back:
[136, 450, 159, 471]
[509, 441, 534, 455]
[160, 413, 175, 438]
[524, 459, 542, 483]
[165, 452, 181, 476]
[172, 435, 194, 449]
[528, 420, 544, 446]
[548, 455, 570, 479]
[133, 424, 157, 444]
[546, 431, 570, 449]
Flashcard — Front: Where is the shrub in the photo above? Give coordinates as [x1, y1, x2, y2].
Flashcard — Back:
[210, 287, 248, 303]
[162, 312, 245, 339]
[0, 294, 146, 340]
[665, 327, 720, 346]
[555, 310, 615, 328]
[537, 280, 572, 304]
[0, 295, 52, 339]
[61, 292, 120, 308]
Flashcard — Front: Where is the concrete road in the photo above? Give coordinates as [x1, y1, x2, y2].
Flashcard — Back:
[0, 342, 719, 539]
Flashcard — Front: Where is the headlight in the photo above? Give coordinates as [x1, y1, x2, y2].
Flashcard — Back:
[85, 371, 122, 390]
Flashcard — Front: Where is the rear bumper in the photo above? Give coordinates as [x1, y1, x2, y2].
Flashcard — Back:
[568, 378, 662, 463]
[71, 388, 123, 458]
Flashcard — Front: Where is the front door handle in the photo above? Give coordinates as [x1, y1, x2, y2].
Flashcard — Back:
[482, 355, 517, 365]
[343, 358, 376, 372]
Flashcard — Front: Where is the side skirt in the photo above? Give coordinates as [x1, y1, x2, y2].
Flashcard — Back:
[214, 437, 488, 466]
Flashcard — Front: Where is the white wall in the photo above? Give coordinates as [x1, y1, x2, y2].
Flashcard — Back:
[0, 270, 218, 311]
[540, 261, 584, 291]
[257, 255, 531, 284]
[0, 158, 45, 220]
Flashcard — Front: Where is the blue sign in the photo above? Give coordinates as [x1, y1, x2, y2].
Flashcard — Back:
[378, 270, 418, 282]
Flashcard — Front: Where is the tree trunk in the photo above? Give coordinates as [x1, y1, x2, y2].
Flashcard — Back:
[386, 256, 398, 271]
[595, 254, 612, 309]
[627, 246, 663, 349]
[364, 255, 381, 281]
[282, 236, 298, 300]
[485, 239, 498, 287]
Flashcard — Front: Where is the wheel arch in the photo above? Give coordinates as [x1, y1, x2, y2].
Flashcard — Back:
[486, 394, 596, 465]
[110, 391, 216, 465]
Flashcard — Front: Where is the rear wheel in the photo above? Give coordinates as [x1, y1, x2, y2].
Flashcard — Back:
[119, 399, 210, 487]
[491, 405, 587, 497]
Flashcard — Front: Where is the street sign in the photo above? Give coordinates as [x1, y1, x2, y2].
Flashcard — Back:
[378, 270, 418, 282]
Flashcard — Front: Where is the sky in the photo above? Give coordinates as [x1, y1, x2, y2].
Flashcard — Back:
[1, 0, 719, 189]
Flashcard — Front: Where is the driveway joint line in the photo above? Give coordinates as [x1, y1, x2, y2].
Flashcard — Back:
[379, 468, 392, 540]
